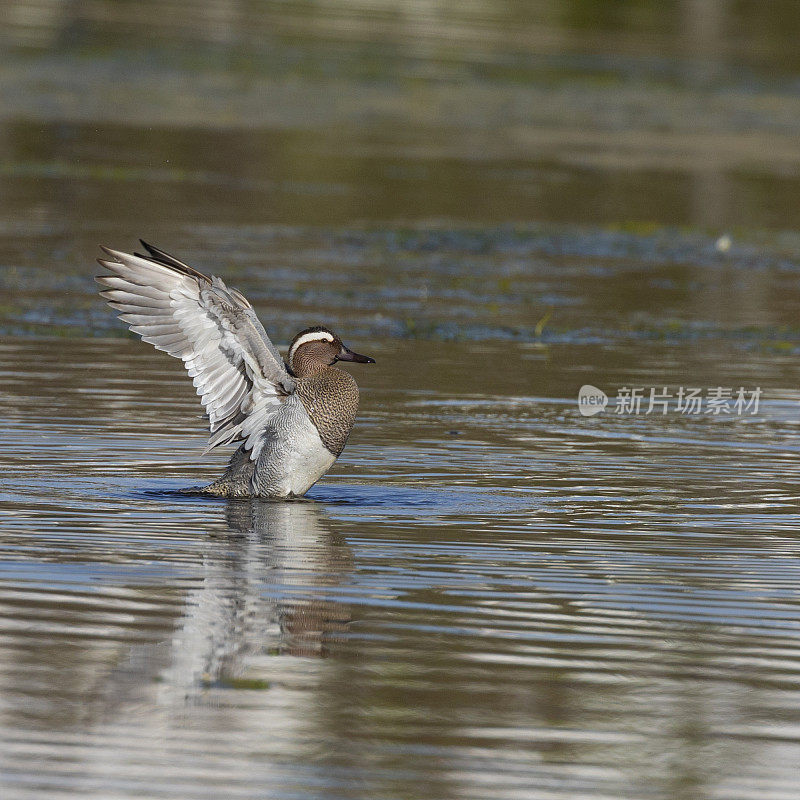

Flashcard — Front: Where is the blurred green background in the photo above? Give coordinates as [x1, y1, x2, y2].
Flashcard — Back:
[2, 1, 800, 344]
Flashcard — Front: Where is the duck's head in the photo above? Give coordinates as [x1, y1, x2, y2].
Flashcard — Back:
[288, 326, 375, 377]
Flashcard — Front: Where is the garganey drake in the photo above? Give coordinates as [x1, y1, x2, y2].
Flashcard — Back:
[96, 241, 374, 499]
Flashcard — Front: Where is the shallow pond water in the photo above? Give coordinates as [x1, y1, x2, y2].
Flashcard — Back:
[4, 2, 800, 799]
[2, 335, 800, 800]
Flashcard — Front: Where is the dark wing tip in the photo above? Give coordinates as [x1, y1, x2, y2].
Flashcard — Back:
[138, 239, 211, 282]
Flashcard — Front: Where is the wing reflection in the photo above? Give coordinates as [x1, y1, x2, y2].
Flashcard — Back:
[107, 499, 353, 710]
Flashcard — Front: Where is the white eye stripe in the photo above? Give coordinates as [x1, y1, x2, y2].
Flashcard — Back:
[289, 331, 335, 359]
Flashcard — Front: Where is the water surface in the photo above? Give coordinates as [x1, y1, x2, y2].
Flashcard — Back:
[2, 336, 800, 799]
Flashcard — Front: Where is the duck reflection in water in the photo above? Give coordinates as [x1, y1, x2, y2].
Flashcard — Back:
[224, 498, 352, 659]
[109, 499, 353, 710]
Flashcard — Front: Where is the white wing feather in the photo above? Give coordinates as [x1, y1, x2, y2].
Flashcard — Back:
[96, 245, 295, 458]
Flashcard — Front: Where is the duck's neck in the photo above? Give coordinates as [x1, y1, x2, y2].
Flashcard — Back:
[291, 356, 334, 378]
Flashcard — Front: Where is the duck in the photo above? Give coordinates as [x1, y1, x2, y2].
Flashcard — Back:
[96, 241, 374, 499]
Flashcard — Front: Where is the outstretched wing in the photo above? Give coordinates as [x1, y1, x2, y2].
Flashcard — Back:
[96, 241, 295, 457]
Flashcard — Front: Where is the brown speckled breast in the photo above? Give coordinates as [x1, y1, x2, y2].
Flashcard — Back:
[295, 368, 360, 456]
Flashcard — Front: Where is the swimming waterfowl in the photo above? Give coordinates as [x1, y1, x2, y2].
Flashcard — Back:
[96, 241, 374, 498]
